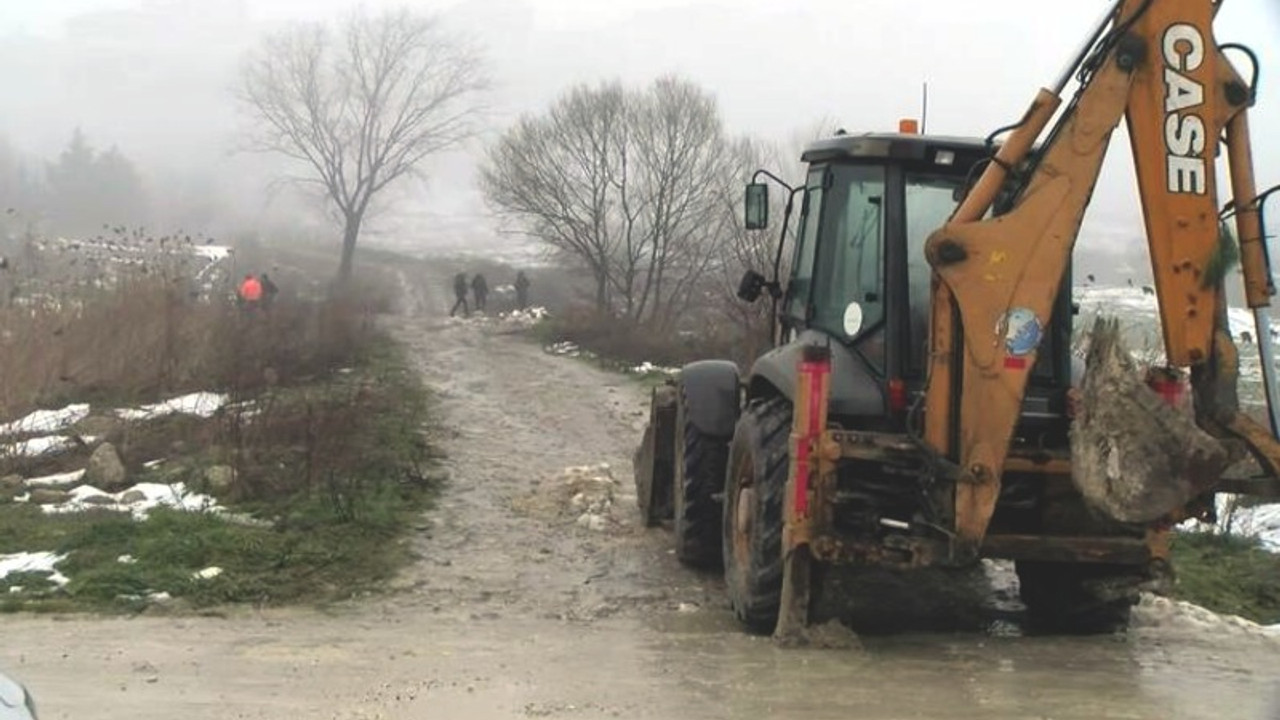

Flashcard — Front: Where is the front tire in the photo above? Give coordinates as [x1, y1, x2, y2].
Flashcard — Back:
[673, 387, 729, 568]
[722, 397, 791, 633]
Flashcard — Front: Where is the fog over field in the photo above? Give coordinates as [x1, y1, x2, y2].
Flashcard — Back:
[0, 1, 1276, 279]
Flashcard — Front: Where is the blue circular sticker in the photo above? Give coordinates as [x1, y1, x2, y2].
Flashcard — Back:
[1003, 307, 1043, 356]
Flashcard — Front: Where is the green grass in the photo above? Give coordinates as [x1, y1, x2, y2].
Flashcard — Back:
[1169, 531, 1280, 625]
[0, 334, 441, 614]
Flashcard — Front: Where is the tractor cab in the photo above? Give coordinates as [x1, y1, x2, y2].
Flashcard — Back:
[742, 132, 1074, 440]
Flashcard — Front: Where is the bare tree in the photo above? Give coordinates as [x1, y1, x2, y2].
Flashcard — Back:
[483, 76, 729, 327]
[709, 136, 789, 363]
[238, 8, 486, 281]
[624, 77, 729, 329]
[482, 83, 630, 312]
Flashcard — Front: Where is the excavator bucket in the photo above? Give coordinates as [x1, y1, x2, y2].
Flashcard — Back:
[1071, 317, 1232, 522]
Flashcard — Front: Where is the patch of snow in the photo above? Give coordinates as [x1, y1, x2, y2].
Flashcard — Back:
[559, 463, 615, 532]
[1233, 503, 1280, 551]
[191, 244, 232, 262]
[448, 306, 549, 330]
[193, 566, 223, 580]
[1073, 284, 1272, 410]
[630, 361, 677, 376]
[0, 551, 69, 587]
[1132, 593, 1280, 638]
[1, 435, 94, 459]
[40, 481, 222, 519]
[1178, 497, 1280, 553]
[116, 392, 228, 421]
[24, 469, 86, 489]
[498, 306, 549, 328]
[0, 403, 91, 437]
[545, 341, 594, 360]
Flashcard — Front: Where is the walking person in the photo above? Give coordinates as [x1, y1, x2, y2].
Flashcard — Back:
[471, 273, 489, 312]
[237, 273, 262, 310]
[260, 272, 279, 310]
[514, 270, 530, 310]
[450, 272, 470, 317]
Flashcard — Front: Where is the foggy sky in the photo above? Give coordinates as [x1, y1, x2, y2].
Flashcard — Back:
[1, 0, 1277, 267]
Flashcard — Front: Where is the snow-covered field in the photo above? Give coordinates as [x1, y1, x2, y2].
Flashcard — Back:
[12, 235, 236, 303]
[1074, 285, 1268, 407]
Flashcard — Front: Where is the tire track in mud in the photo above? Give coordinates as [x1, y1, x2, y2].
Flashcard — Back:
[381, 266, 720, 624]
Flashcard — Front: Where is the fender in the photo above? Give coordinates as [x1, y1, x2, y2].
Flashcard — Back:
[677, 360, 741, 437]
[747, 330, 886, 418]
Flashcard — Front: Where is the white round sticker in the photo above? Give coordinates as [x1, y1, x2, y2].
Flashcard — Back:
[842, 302, 864, 336]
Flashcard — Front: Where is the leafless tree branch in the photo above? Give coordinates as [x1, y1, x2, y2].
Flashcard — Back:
[238, 7, 487, 281]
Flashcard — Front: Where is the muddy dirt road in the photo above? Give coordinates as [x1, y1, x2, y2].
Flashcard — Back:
[3, 263, 1279, 719]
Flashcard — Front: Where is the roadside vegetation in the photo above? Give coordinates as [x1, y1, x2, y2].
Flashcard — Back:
[0, 234, 441, 613]
[1169, 522, 1280, 625]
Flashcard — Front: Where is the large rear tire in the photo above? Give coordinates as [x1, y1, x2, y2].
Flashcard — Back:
[673, 387, 729, 568]
[722, 397, 791, 634]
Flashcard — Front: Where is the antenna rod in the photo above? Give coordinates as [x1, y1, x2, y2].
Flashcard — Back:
[921, 82, 929, 135]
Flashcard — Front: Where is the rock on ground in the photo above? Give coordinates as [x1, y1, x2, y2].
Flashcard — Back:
[203, 465, 236, 496]
[29, 488, 71, 505]
[0, 474, 22, 501]
[85, 442, 128, 491]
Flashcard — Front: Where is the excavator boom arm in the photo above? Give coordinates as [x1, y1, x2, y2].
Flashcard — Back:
[922, 0, 1277, 557]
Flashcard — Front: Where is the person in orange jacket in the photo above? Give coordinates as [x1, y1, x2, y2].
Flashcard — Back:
[238, 273, 263, 309]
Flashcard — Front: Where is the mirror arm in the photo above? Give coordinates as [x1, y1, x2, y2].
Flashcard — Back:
[768, 185, 804, 346]
[751, 169, 795, 195]
[771, 187, 803, 284]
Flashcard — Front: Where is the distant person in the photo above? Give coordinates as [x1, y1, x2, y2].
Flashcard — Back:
[260, 272, 279, 309]
[237, 273, 262, 309]
[471, 273, 489, 312]
[515, 271, 530, 310]
[450, 272, 469, 317]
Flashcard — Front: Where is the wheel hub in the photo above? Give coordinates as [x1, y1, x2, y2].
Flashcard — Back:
[734, 486, 755, 565]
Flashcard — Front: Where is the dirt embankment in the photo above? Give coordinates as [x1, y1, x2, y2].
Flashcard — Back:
[1, 258, 1277, 720]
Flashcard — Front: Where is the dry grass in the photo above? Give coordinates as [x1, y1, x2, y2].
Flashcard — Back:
[0, 275, 376, 420]
[0, 235, 441, 611]
[542, 304, 754, 370]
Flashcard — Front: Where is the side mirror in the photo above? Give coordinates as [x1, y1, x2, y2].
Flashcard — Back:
[737, 269, 767, 303]
[744, 183, 769, 230]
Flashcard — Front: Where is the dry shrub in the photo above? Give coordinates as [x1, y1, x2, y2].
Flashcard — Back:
[215, 336, 430, 522]
[546, 305, 746, 368]
[0, 275, 378, 421]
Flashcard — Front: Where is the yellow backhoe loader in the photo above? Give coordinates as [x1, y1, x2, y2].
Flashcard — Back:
[634, 0, 1280, 635]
